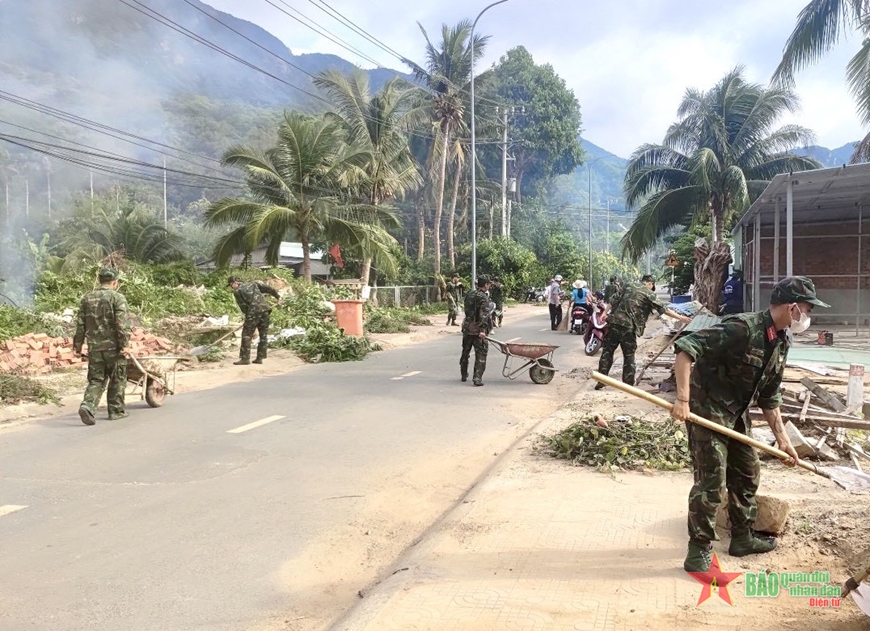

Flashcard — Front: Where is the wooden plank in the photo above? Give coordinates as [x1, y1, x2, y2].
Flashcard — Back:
[800, 377, 847, 412]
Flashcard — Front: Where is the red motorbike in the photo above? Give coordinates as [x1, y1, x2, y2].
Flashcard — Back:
[583, 303, 608, 356]
[569, 304, 592, 335]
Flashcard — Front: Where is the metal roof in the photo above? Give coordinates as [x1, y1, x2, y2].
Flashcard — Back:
[734, 162, 870, 231]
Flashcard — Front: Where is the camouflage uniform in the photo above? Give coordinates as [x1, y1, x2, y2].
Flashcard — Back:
[446, 279, 464, 326]
[603, 279, 623, 304]
[598, 282, 666, 385]
[460, 288, 492, 385]
[73, 272, 131, 422]
[674, 311, 788, 545]
[233, 281, 280, 362]
[489, 281, 504, 327]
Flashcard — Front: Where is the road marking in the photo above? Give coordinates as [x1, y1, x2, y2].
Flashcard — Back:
[227, 415, 286, 434]
[539, 328, 550, 332]
[392, 371, 422, 381]
[506, 337, 521, 342]
[0, 505, 27, 518]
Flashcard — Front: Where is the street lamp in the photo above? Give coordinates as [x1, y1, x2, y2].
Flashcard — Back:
[470, 0, 510, 284]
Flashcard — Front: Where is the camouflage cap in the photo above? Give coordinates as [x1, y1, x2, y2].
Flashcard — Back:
[98, 267, 118, 282]
[770, 276, 830, 307]
[227, 275, 241, 286]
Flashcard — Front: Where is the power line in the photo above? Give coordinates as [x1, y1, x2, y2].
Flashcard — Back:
[0, 90, 223, 168]
[265, 0, 383, 67]
[262, 0, 506, 125]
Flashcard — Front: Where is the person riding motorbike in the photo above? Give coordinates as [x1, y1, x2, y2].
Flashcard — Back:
[569, 280, 593, 333]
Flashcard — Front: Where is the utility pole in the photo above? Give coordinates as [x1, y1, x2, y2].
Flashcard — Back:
[605, 200, 611, 255]
[89, 169, 94, 217]
[24, 177, 29, 219]
[500, 107, 508, 238]
[163, 157, 168, 228]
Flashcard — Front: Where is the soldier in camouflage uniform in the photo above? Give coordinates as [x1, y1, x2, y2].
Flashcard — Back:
[228, 277, 281, 365]
[460, 277, 492, 386]
[445, 273, 464, 326]
[73, 267, 131, 425]
[490, 277, 505, 328]
[672, 276, 827, 573]
[603, 276, 623, 305]
[597, 275, 690, 387]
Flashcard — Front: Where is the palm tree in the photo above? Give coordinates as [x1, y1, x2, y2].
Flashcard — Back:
[64, 206, 184, 264]
[407, 20, 488, 276]
[205, 113, 400, 281]
[314, 69, 421, 285]
[621, 67, 822, 308]
[774, 1, 870, 160]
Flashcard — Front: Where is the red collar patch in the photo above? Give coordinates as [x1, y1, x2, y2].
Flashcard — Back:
[766, 325, 777, 342]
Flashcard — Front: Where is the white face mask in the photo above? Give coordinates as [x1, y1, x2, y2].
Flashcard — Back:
[789, 304, 811, 334]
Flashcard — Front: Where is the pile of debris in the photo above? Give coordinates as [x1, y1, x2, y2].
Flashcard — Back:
[751, 375, 870, 469]
[0, 328, 180, 374]
[633, 326, 870, 468]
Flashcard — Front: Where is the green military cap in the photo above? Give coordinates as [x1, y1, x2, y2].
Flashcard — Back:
[98, 267, 118, 281]
[227, 275, 241, 286]
[770, 276, 830, 307]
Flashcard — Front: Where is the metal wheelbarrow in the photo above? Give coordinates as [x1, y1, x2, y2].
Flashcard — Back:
[126, 355, 181, 408]
[486, 337, 559, 384]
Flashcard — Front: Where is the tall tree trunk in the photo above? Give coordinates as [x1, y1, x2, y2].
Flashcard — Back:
[433, 125, 450, 276]
[447, 161, 461, 270]
[693, 237, 732, 312]
[301, 233, 312, 282]
[416, 201, 425, 261]
[361, 257, 372, 286]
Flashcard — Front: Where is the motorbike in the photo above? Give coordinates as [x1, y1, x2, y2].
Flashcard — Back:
[524, 286, 546, 303]
[583, 303, 608, 356]
[569, 304, 591, 335]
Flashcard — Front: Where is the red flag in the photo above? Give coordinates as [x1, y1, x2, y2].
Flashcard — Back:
[329, 243, 344, 268]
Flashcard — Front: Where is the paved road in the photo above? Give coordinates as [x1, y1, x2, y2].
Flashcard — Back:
[0, 307, 587, 631]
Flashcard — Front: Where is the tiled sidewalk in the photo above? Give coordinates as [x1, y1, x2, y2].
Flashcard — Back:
[332, 440, 867, 631]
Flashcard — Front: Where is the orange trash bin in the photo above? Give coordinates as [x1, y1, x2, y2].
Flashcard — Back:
[332, 299, 365, 337]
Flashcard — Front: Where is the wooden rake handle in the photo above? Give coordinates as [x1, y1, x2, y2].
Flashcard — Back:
[591, 371, 831, 480]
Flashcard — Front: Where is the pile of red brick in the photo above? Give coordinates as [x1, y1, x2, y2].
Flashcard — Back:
[0, 328, 179, 374]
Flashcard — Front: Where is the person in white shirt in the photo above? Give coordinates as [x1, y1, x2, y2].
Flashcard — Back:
[548, 275, 565, 330]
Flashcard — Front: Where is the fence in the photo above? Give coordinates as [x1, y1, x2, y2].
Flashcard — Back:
[369, 285, 438, 308]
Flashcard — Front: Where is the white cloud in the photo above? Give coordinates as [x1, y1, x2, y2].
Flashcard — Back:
[205, 0, 864, 156]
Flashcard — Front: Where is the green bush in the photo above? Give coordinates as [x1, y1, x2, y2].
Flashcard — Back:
[0, 306, 60, 342]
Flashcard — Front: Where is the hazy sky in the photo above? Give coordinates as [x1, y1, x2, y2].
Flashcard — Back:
[206, 0, 861, 157]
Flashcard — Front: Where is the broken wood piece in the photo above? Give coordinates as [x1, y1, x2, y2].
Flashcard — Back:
[846, 364, 865, 415]
[814, 428, 833, 451]
[800, 377, 847, 413]
[811, 418, 870, 430]
[851, 454, 863, 473]
[799, 391, 812, 424]
[845, 442, 870, 463]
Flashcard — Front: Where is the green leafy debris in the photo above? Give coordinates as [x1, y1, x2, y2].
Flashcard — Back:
[545, 416, 691, 471]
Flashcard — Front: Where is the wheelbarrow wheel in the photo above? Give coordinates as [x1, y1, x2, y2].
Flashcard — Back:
[145, 377, 166, 408]
[529, 358, 555, 385]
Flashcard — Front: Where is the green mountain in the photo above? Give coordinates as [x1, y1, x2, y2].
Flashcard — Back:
[796, 143, 857, 168]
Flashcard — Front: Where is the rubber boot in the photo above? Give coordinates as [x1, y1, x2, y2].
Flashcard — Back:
[460, 362, 468, 383]
[683, 541, 712, 573]
[234, 359, 250, 366]
[729, 531, 777, 557]
[447, 316, 453, 326]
